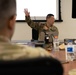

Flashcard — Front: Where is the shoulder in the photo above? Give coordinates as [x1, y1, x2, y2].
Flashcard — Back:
[21, 45, 51, 57]
[16, 44, 51, 57]
[0, 43, 51, 60]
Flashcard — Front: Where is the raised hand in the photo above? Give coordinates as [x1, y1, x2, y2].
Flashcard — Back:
[24, 8, 30, 16]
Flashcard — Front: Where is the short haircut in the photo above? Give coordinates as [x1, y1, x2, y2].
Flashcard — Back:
[0, 0, 16, 29]
[46, 14, 54, 19]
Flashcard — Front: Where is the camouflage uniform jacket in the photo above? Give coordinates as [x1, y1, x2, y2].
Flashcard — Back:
[0, 36, 51, 60]
[26, 16, 59, 43]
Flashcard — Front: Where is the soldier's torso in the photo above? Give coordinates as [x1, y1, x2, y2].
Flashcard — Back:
[38, 23, 58, 42]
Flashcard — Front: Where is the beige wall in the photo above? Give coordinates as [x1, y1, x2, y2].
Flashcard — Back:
[12, 0, 76, 41]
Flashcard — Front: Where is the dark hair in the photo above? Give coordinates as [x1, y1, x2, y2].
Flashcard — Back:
[46, 14, 54, 19]
[0, 0, 16, 29]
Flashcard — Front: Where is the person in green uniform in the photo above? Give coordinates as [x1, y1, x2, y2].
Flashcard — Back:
[0, 0, 53, 60]
[24, 9, 59, 50]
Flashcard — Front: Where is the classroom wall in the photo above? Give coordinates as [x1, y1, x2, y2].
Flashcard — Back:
[12, 0, 76, 41]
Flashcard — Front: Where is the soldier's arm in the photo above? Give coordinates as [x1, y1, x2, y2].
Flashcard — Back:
[25, 16, 40, 30]
[51, 26, 59, 37]
[54, 26, 59, 36]
[24, 9, 40, 30]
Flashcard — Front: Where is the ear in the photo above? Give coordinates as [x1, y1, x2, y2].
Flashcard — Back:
[8, 15, 16, 30]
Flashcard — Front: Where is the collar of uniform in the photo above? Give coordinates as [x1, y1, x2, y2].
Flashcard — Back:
[0, 35, 11, 43]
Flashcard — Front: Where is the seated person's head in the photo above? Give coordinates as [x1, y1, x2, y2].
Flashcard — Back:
[46, 14, 55, 26]
[0, 0, 16, 40]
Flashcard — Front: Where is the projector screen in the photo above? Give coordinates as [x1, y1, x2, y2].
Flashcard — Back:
[16, 0, 62, 22]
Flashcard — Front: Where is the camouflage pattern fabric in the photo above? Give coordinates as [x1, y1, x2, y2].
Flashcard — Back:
[0, 36, 51, 60]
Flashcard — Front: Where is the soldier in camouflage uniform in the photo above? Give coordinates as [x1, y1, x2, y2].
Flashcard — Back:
[24, 9, 59, 50]
[0, 0, 52, 60]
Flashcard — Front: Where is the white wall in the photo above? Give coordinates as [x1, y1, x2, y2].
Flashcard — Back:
[12, 0, 76, 41]
[12, 23, 32, 40]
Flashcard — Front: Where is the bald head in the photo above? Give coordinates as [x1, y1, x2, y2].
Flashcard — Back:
[0, 0, 16, 29]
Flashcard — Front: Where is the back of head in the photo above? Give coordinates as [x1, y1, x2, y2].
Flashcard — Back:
[0, 0, 16, 29]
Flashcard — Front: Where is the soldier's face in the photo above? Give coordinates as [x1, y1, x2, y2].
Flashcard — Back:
[47, 16, 55, 26]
